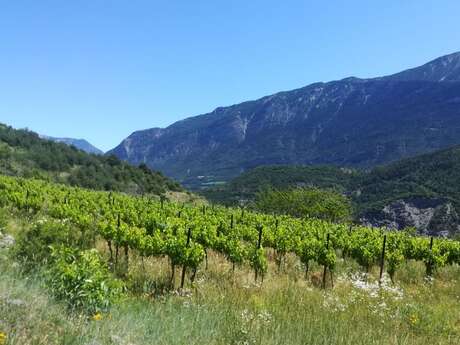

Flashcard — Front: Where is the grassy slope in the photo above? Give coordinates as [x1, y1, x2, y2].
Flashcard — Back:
[1, 214, 459, 345]
[0, 123, 182, 196]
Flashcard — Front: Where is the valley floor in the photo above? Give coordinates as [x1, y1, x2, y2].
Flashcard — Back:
[1, 220, 459, 345]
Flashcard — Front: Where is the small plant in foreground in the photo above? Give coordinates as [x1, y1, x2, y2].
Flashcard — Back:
[0, 332, 6, 345]
[46, 246, 124, 314]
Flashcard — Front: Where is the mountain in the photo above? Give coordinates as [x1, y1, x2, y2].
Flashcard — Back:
[382, 51, 460, 82]
[109, 52, 460, 188]
[41, 136, 104, 155]
[202, 145, 460, 237]
[0, 123, 182, 195]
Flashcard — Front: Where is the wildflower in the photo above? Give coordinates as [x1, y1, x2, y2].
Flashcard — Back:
[409, 314, 419, 326]
[257, 310, 273, 324]
[0, 332, 6, 345]
[92, 312, 103, 321]
[241, 309, 254, 323]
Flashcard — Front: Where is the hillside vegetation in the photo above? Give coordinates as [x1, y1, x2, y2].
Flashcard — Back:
[354, 145, 460, 212]
[0, 123, 182, 195]
[202, 145, 460, 236]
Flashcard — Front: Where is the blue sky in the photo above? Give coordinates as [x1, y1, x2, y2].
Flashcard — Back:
[1, 1, 459, 151]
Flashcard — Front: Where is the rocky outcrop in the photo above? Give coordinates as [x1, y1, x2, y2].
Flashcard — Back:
[361, 198, 460, 237]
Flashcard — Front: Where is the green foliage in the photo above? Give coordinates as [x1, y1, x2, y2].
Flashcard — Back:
[318, 247, 336, 271]
[202, 146, 460, 237]
[46, 246, 124, 314]
[249, 247, 268, 277]
[201, 165, 354, 205]
[1, 174, 459, 291]
[254, 187, 352, 222]
[12, 218, 84, 271]
[352, 146, 460, 212]
[298, 237, 322, 269]
[0, 123, 182, 195]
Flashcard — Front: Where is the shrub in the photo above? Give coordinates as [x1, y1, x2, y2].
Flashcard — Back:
[46, 246, 124, 314]
[12, 218, 81, 271]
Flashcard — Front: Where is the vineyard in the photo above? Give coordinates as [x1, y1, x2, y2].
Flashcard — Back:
[1, 174, 460, 344]
[1, 174, 459, 290]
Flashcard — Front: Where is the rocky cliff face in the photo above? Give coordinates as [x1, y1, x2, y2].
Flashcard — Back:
[361, 198, 460, 237]
[109, 52, 460, 186]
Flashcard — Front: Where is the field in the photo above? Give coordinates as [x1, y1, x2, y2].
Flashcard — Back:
[1, 238, 460, 345]
[0, 175, 459, 345]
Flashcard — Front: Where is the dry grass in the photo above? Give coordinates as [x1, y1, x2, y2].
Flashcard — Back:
[1, 215, 459, 345]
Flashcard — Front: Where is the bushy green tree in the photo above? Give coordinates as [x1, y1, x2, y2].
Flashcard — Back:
[254, 187, 352, 222]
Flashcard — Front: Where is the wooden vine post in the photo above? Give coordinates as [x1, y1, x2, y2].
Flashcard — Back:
[379, 234, 387, 286]
[25, 190, 30, 213]
[426, 236, 434, 277]
[255, 224, 263, 282]
[180, 228, 192, 289]
[274, 217, 283, 272]
[115, 213, 120, 265]
[322, 233, 330, 289]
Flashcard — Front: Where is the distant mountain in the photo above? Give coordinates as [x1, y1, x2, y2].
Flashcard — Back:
[109, 52, 460, 188]
[382, 51, 460, 82]
[203, 145, 460, 237]
[0, 123, 182, 195]
[41, 135, 103, 155]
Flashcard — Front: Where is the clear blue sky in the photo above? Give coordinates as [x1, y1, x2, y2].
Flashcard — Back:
[1, 1, 459, 152]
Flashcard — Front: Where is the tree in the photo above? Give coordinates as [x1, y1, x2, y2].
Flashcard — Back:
[254, 187, 352, 222]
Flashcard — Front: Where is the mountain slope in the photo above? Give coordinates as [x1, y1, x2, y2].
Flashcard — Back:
[383, 51, 460, 82]
[203, 145, 460, 236]
[109, 52, 460, 188]
[0, 123, 182, 195]
[41, 135, 103, 155]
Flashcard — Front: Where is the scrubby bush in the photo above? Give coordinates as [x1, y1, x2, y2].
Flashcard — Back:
[46, 246, 124, 314]
[12, 218, 84, 270]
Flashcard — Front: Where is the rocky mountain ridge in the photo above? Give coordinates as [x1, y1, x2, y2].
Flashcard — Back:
[109, 52, 460, 188]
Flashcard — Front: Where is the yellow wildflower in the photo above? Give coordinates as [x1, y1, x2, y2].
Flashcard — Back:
[92, 312, 103, 321]
[409, 314, 419, 326]
[0, 332, 7, 345]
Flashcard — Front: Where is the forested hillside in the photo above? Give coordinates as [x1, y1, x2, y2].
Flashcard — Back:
[0, 123, 182, 195]
[202, 145, 460, 236]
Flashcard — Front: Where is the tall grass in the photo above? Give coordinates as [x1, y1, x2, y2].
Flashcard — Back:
[1, 246, 459, 345]
[1, 213, 459, 345]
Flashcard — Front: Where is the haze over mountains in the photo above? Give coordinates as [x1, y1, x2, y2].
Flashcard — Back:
[109, 52, 460, 188]
[41, 135, 104, 155]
